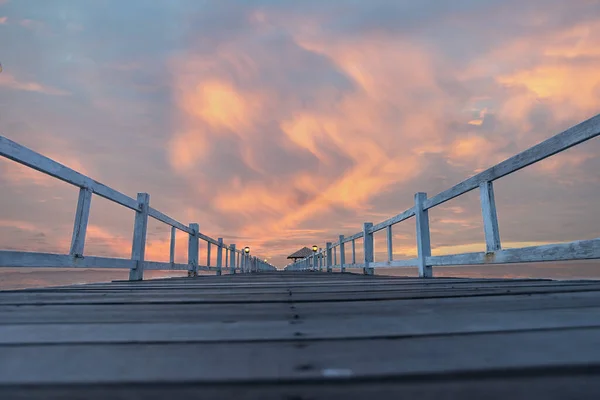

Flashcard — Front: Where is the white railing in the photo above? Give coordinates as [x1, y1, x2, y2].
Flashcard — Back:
[286, 113, 600, 277]
[0, 136, 276, 279]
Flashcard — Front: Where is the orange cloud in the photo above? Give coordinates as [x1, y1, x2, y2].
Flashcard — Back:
[0, 16, 7, 24]
[165, 9, 600, 266]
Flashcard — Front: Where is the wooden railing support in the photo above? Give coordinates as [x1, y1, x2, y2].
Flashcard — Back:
[129, 193, 150, 281]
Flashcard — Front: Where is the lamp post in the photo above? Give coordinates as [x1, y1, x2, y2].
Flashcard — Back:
[312, 245, 318, 270]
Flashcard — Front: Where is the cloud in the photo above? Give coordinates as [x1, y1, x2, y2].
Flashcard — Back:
[0, 72, 70, 95]
[1, 0, 600, 269]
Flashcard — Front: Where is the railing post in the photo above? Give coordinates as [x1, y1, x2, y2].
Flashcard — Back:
[225, 246, 229, 272]
[129, 193, 150, 281]
[169, 226, 176, 264]
[207, 242, 211, 268]
[352, 239, 356, 264]
[229, 245, 236, 274]
[318, 248, 323, 272]
[326, 242, 332, 273]
[339, 235, 346, 272]
[70, 187, 93, 257]
[188, 223, 199, 277]
[387, 225, 393, 262]
[216, 238, 223, 276]
[334, 246, 337, 267]
[480, 181, 501, 252]
[312, 252, 317, 271]
[363, 222, 374, 275]
[415, 192, 432, 278]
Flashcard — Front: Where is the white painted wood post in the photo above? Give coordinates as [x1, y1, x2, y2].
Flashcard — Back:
[129, 193, 150, 281]
[169, 226, 176, 264]
[70, 187, 93, 257]
[188, 223, 199, 277]
[216, 238, 223, 276]
[339, 235, 346, 273]
[225, 246, 229, 272]
[326, 242, 332, 273]
[480, 181, 501, 252]
[352, 239, 356, 264]
[318, 248, 323, 271]
[415, 192, 433, 278]
[363, 222, 374, 275]
[207, 242, 211, 267]
[230, 245, 236, 274]
[387, 225, 393, 262]
[334, 246, 337, 266]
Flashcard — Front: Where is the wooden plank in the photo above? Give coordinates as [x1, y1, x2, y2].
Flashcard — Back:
[0, 135, 139, 210]
[2, 328, 600, 384]
[2, 305, 600, 344]
[1, 375, 598, 400]
[1, 290, 597, 325]
[424, 113, 600, 210]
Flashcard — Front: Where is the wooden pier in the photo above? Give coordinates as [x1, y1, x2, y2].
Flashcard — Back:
[2, 271, 600, 399]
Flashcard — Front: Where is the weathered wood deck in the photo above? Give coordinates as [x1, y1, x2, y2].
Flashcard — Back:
[2, 271, 600, 399]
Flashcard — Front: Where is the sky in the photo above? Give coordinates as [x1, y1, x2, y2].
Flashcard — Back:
[0, 0, 599, 269]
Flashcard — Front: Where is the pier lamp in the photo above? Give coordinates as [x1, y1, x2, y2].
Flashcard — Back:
[312, 245, 318, 253]
[244, 246, 250, 254]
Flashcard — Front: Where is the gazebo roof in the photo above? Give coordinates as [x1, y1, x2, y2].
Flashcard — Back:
[287, 247, 314, 259]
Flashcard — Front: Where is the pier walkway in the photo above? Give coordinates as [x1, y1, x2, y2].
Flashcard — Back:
[2, 271, 600, 398]
[1, 115, 600, 398]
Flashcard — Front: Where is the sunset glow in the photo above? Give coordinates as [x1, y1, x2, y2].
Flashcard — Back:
[0, 0, 599, 267]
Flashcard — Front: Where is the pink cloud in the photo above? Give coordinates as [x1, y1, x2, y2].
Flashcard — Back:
[0, 72, 70, 96]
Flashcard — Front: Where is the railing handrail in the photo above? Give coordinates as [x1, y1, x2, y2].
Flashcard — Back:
[287, 113, 600, 275]
[0, 136, 276, 278]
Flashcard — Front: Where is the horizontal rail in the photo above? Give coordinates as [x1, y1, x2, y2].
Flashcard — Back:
[427, 238, 600, 266]
[371, 208, 416, 233]
[0, 136, 139, 210]
[424, 114, 600, 210]
[0, 251, 136, 269]
[370, 259, 419, 268]
[148, 208, 194, 234]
